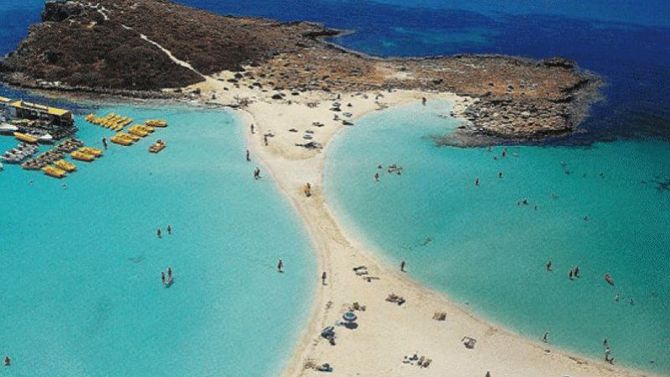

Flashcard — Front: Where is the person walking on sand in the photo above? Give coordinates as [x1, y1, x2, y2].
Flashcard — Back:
[400, 260, 406, 272]
[157, 228, 162, 238]
[321, 271, 327, 285]
[250, 124, 255, 134]
[246, 149, 251, 162]
[167, 224, 172, 235]
[263, 135, 268, 146]
[277, 259, 284, 273]
[542, 331, 549, 343]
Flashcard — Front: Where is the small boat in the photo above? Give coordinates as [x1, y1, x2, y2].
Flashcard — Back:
[42, 165, 67, 178]
[0, 123, 18, 135]
[14, 132, 39, 144]
[79, 147, 103, 157]
[111, 135, 133, 146]
[55, 159, 76, 172]
[38, 133, 54, 144]
[71, 151, 95, 162]
[149, 139, 166, 153]
[145, 119, 167, 128]
[128, 125, 149, 137]
[604, 273, 615, 286]
[117, 132, 140, 141]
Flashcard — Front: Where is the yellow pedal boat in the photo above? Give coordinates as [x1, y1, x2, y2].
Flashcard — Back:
[71, 151, 95, 162]
[54, 159, 76, 172]
[42, 165, 67, 178]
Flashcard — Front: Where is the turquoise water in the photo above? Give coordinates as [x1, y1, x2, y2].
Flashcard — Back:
[326, 101, 670, 374]
[0, 105, 315, 377]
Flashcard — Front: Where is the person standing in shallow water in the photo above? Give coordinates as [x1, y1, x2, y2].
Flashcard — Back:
[167, 224, 172, 235]
[156, 228, 162, 238]
[277, 259, 284, 273]
[102, 137, 108, 150]
[545, 260, 552, 271]
[542, 331, 549, 343]
[400, 260, 406, 272]
[4, 356, 10, 366]
[246, 149, 251, 162]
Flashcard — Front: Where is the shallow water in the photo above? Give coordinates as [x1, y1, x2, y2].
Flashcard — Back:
[0, 106, 315, 377]
[325, 101, 670, 374]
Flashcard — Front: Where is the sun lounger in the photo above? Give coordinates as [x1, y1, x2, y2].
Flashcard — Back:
[462, 336, 477, 349]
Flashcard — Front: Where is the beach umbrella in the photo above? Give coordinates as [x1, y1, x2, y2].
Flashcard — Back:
[342, 311, 357, 322]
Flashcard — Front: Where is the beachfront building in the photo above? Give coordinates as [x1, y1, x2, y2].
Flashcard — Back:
[8, 100, 73, 126]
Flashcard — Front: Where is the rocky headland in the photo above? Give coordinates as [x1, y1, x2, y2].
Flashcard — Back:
[1, 0, 602, 143]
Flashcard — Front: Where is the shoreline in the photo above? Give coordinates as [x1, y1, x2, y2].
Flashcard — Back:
[5, 78, 658, 376]
[213, 81, 659, 376]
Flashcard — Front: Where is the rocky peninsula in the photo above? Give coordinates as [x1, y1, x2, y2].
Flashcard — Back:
[0, 2, 660, 377]
[1, 0, 601, 144]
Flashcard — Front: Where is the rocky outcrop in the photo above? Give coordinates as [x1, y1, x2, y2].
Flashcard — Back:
[1, 0, 602, 142]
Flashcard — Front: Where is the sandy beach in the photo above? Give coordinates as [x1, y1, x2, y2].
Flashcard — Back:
[185, 73, 661, 377]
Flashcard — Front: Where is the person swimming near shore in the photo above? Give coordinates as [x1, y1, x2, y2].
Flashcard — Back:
[277, 259, 284, 273]
[157, 228, 162, 238]
[246, 149, 250, 162]
[3, 356, 10, 366]
[545, 260, 553, 271]
[502, 148, 507, 158]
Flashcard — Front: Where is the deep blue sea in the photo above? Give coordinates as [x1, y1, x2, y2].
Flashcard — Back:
[1, 0, 669, 375]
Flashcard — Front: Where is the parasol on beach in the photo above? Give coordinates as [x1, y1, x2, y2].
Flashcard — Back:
[342, 311, 357, 322]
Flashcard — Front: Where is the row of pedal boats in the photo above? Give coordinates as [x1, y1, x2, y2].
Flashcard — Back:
[0, 137, 103, 178]
[0, 123, 54, 144]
